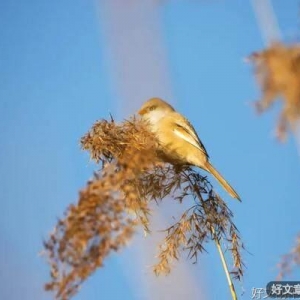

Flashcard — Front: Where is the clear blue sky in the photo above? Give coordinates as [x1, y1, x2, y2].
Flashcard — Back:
[1, 1, 300, 299]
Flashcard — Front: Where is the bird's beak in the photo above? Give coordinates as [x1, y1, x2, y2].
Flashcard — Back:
[138, 108, 147, 116]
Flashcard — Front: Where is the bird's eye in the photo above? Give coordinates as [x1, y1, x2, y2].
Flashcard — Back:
[149, 105, 156, 111]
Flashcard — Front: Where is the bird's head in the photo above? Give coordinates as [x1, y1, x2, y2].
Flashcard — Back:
[138, 98, 175, 123]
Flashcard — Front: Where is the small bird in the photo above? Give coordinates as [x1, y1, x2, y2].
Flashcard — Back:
[138, 97, 241, 201]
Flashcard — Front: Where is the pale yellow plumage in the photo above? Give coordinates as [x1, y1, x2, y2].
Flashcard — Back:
[138, 97, 241, 201]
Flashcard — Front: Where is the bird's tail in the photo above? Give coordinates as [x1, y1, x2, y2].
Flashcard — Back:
[204, 162, 241, 201]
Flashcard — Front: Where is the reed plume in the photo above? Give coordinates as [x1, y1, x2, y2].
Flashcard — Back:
[43, 116, 244, 300]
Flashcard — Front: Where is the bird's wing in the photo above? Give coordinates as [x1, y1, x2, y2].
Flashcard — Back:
[171, 113, 209, 158]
